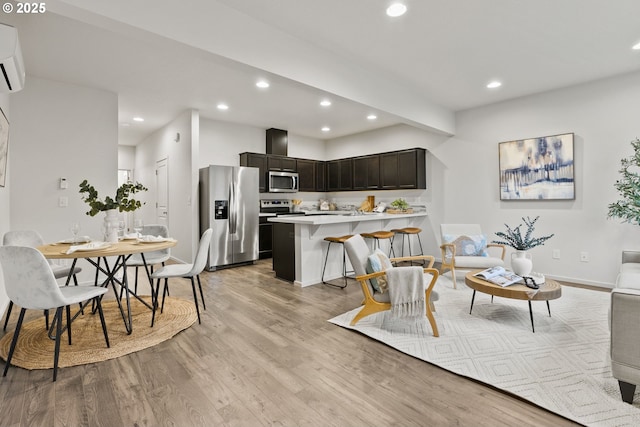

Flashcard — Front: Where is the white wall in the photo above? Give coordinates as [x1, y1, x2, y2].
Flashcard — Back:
[118, 145, 136, 171]
[135, 110, 198, 262]
[10, 76, 117, 283]
[445, 71, 640, 287]
[0, 93, 10, 314]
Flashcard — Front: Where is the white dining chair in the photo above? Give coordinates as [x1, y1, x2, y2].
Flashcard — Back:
[2, 230, 83, 331]
[0, 246, 110, 382]
[126, 224, 171, 294]
[150, 228, 213, 325]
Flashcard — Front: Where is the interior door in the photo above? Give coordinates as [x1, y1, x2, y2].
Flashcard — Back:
[156, 158, 168, 227]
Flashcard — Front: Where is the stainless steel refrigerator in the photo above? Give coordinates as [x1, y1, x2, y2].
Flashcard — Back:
[199, 165, 259, 270]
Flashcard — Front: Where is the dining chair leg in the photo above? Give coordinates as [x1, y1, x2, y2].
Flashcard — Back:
[151, 278, 162, 328]
[66, 305, 72, 345]
[3, 307, 26, 377]
[161, 278, 169, 314]
[44, 309, 50, 330]
[2, 301, 13, 331]
[190, 277, 201, 324]
[95, 297, 110, 348]
[53, 307, 63, 382]
[197, 275, 206, 310]
[134, 266, 139, 295]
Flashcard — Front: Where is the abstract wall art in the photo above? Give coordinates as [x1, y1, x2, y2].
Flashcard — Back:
[499, 132, 574, 200]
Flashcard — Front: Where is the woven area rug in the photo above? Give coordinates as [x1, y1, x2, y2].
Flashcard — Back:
[0, 296, 197, 369]
[329, 276, 640, 427]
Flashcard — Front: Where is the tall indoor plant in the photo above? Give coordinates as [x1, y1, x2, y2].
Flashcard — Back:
[493, 216, 554, 276]
[79, 180, 148, 242]
[608, 138, 640, 224]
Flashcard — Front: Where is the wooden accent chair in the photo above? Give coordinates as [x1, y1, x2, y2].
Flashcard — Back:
[439, 224, 505, 288]
[344, 235, 440, 336]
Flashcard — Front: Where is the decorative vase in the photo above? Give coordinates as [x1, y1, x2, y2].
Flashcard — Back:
[511, 250, 533, 276]
[103, 209, 119, 243]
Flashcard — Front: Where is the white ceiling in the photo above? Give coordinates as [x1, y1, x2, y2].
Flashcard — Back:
[5, 0, 640, 146]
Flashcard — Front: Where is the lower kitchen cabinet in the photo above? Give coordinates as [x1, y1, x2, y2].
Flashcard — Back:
[272, 222, 295, 282]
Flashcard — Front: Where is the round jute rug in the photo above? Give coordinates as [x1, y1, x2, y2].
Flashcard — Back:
[0, 296, 197, 370]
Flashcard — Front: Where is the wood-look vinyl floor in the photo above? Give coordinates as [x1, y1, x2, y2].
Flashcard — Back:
[0, 260, 581, 427]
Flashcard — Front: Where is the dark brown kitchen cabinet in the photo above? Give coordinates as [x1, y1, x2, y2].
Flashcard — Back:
[353, 155, 380, 190]
[315, 161, 326, 191]
[267, 155, 296, 172]
[327, 160, 339, 191]
[380, 148, 426, 189]
[296, 159, 315, 192]
[327, 159, 353, 191]
[239, 152, 267, 192]
[398, 149, 426, 188]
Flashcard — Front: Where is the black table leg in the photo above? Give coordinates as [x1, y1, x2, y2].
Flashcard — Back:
[546, 300, 551, 317]
[528, 300, 535, 333]
[469, 290, 476, 314]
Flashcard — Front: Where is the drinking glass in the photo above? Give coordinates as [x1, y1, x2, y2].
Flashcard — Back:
[70, 222, 80, 243]
[118, 220, 126, 239]
[133, 219, 144, 238]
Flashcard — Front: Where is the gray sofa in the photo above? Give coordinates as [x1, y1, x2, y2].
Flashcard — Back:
[611, 250, 640, 403]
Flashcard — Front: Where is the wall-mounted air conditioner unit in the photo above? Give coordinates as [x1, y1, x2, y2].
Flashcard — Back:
[0, 24, 25, 93]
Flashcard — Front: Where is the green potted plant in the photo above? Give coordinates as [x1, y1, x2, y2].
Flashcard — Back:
[608, 138, 640, 224]
[79, 179, 148, 216]
[493, 216, 554, 276]
[389, 198, 411, 213]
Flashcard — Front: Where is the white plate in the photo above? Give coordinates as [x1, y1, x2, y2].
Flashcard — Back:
[58, 236, 91, 244]
[74, 242, 111, 251]
[137, 237, 168, 243]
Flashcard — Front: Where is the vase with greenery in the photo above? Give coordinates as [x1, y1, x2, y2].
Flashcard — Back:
[493, 216, 554, 276]
[79, 179, 148, 217]
[608, 138, 640, 224]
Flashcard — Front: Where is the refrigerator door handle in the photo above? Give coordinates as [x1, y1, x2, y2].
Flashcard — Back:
[229, 174, 237, 234]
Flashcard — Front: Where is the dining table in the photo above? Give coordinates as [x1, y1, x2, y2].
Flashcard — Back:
[37, 238, 177, 334]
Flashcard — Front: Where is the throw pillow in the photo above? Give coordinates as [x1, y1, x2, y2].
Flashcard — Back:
[442, 234, 488, 257]
[366, 249, 393, 293]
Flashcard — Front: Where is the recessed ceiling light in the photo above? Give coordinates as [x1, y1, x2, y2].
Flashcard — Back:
[217, 103, 229, 110]
[633, 41, 640, 50]
[256, 80, 270, 88]
[386, 3, 407, 17]
[321, 126, 331, 132]
[320, 100, 332, 107]
[132, 117, 144, 122]
[367, 114, 378, 120]
[487, 81, 502, 89]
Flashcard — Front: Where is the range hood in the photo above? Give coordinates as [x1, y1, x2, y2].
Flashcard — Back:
[266, 128, 288, 156]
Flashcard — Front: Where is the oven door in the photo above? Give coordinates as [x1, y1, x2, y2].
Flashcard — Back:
[268, 171, 299, 193]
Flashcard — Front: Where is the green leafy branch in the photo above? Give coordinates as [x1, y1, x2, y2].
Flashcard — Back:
[79, 179, 148, 216]
[493, 216, 554, 250]
[608, 138, 640, 225]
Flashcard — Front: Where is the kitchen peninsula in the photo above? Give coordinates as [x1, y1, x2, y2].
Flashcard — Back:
[268, 211, 428, 286]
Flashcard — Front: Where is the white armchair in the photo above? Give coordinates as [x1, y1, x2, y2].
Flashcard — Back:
[439, 224, 506, 288]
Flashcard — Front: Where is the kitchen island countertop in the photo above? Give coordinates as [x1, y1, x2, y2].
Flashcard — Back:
[268, 211, 427, 225]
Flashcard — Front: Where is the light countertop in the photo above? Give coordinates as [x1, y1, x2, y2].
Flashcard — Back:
[267, 211, 427, 225]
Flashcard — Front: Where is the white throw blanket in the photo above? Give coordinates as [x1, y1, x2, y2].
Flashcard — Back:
[386, 266, 425, 319]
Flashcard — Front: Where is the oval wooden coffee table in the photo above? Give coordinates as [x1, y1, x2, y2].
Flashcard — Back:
[465, 271, 562, 332]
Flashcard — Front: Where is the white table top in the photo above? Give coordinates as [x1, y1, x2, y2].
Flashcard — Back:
[267, 211, 427, 225]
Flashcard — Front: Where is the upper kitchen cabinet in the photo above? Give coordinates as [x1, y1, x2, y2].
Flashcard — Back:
[327, 159, 353, 191]
[266, 128, 288, 156]
[315, 161, 326, 192]
[353, 155, 380, 190]
[239, 152, 267, 192]
[267, 155, 297, 172]
[380, 148, 426, 189]
[296, 159, 315, 192]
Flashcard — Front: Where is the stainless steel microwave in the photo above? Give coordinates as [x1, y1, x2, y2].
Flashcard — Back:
[268, 170, 299, 193]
